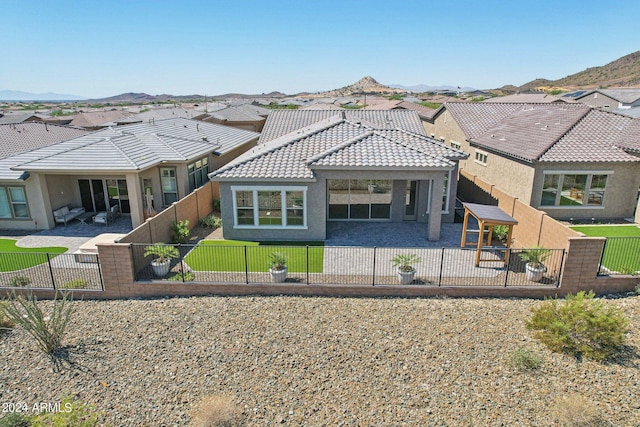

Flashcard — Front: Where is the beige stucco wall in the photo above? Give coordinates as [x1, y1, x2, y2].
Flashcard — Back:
[424, 111, 471, 170]
[577, 93, 618, 109]
[531, 162, 640, 219]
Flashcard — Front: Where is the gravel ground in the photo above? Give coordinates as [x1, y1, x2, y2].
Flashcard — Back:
[1, 295, 639, 426]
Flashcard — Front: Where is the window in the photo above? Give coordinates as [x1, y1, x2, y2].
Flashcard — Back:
[327, 179, 392, 220]
[474, 150, 488, 165]
[232, 186, 307, 228]
[450, 141, 461, 150]
[540, 172, 609, 207]
[188, 156, 209, 192]
[160, 167, 178, 206]
[0, 186, 29, 219]
[442, 172, 450, 212]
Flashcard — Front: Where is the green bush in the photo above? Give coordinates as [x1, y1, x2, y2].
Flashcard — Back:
[171, 220, 190, 244]
[211, 198, 221, 212]
[492, 225, 510, 243]
[0, 291, 74, 359]
[509, 347, 543, 370]
[59, 279, 87, 289]
[8, 275, 31, 287]
[526, 291, 628, 360]
[199, 214, 222, 229]
[168, 271, 195, 281]
[0, 413, 31, 427]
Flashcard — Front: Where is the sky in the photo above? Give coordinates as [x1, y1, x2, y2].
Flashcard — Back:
[2, 0, 639, 98]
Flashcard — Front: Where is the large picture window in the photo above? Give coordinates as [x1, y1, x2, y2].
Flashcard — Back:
[540, 172, 608, 207]
[232, 186, 307, 228]
[161, 167, 178, 206]
[327, 179, 392, 220]
[188, 157, 209, 192]
[0, 186, 29, 219]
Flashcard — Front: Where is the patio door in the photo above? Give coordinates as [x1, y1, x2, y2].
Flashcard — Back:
[403, 180, 419, 221]
[78, 179, 107, 213]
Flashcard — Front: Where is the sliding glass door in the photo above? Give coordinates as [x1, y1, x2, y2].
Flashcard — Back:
[327, 179, 392, 220]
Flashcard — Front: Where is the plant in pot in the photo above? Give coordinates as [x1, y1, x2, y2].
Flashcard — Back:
[144, 243, 180, 278]
[520, 246, 551, 282]
[268, 252, 288, 283]
[391, 254, 421, 285]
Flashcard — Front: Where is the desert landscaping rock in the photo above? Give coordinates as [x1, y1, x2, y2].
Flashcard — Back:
[1, 295, 638, 426]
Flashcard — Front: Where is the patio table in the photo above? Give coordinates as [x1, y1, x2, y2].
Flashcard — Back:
[76, 212, 95, 225]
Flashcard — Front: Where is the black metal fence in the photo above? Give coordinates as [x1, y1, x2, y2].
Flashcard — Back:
[132, 243, 565, 288]
[597, 237, 640, 276]
[0, 252, 103, 291]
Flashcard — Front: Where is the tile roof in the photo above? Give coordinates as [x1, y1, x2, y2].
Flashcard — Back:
[0, 123, 91, 159]
[1, 118, 258, 179]
[0, 113, 47, 125]
[259, 109, 426, 143]
[592, 89, 640, 104]
[211, 115, 466, 181]
[69, 110, 134, 128]
[616, 119, 640, 154]
[483, 93, 569, 103]
[299, 103, 344, 111]
[540, 110, 640, 162]
[203, 106, 265, 122]
[470, 105, 590, 162]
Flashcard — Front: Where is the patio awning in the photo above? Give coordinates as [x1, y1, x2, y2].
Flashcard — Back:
[460, 203, 518, 267]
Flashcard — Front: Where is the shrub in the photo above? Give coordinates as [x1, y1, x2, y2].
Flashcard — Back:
[635, 283, 640, 295]
[211, 198, 221, 212]
[30, 396, 100, 427]
[551, 394, 604, 426]
[191, 395, 243, 427]
[492, 225, 510, 243]
[526, 291, 628, 360]
[508, 347, 543, 370]
[268, 252, 287, 271]
[199, 214, 222, 229]
[172, 220, 191, 244]
[0, 413, 31, 427]
[0, 291, 74, 359]
[168, 271, 195, 282]
[391, 254, 421, 272]
[0, 301, 15, 333]
[8, 275, 31, 287]
[144, 243, 180, 263]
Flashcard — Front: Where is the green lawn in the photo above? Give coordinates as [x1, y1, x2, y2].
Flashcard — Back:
[0, 239, 68, 272]
[184, 240, 324, 273]
[570, 225, 640, 273]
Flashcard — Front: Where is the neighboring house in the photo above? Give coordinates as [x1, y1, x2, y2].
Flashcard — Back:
[573, 88, 640, 110]
[120, 107, 200, 124]
[483, 93, 570, 103]
[364, 99, 439, 129]
[196, 106, 267, 132]
[0, 118, 259, 230]
[68, 110, 135, 130]
[0, 112, 48, 125]
[209, 111, 467, 241]
[0, 122, 91, 159]
[425, 102, 640, 220]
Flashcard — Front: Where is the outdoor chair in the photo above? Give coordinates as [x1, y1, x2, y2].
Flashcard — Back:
[93, 204, 121, 226]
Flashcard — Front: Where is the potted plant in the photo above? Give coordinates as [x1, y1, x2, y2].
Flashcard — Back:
[520, 246, 551, 282]
[268, 252, 288, 283]
[144, 243, 180, 277]
[391, 254, 421, 284]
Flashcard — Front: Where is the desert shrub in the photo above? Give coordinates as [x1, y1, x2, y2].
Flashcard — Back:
[59, 279, 87, 289]
[0, 301, 14, 333]
[0, 291, 74, 359]
[526, 291, 628, 360]
[0, 413, 31, 427]
[191, 395, 243, 427]
[8, 275, 31, 287]
[30, 396, 100, 427]
[211, 198, 221, 212]
[199, 214, 222, 229]
[551, 394, 605, 426]
[635, 283, 640, 295]
[172, 220, 191, 244]
[509, 346, 543, 370]
[168, 271, 195, 282]
[491, 225, 509, 242]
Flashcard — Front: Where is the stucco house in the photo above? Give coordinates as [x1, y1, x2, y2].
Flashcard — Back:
[573, 88, 640, 110]
[424, 102, 640, 221]
[0, 118, 259, 230]
[209, 110, 467, 241]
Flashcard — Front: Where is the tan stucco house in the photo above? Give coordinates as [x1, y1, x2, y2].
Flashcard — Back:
[425, 102, 640, 221]
[0, 118, 259, 230]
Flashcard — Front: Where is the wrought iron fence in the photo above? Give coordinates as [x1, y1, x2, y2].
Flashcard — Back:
[597, 237, 640, 276]
[131, 243, 565, 288]
[0, 252, 103, 291]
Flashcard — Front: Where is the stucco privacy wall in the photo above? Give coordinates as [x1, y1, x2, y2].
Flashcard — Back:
[458, 169, 581, 249]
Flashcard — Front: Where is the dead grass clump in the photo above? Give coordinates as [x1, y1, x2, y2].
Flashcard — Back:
[552, 394, 607, 426]
[191, 395, 243, 427]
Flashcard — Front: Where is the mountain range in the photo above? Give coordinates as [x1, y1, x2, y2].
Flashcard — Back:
[2, 51, 639, 102]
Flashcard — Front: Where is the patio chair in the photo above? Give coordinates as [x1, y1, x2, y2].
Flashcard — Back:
[93, 204, 121, 226]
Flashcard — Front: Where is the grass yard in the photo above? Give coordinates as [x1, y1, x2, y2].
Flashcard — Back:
[184, 240, 324, 273]
[0, 238, 68, 272]
[570, 225, 640, 273]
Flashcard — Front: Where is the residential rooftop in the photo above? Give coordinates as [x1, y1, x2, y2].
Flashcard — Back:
[0, 122, 91, 159]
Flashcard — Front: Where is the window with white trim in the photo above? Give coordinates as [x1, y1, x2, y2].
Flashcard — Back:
[232, 186, 307, 228]
[0, 186, 29, 219]
[450, 141, 461, 150]
[540, 172, 609, 207]
[161, 167, 178, 206]
[474, 150, 488, 165]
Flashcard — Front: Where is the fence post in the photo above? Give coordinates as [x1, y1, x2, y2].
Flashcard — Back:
[306, 245, 309, 285]
[372, 246, 377, 286]
[46, 253, 56, 290]
[597, 239, 607, 276]
[244, 245, 249, 284]
[557, 249, 566, 288]
[438, 248, 445, 287]
[503, 248, 510, 287]
[178, 244, 185, 282]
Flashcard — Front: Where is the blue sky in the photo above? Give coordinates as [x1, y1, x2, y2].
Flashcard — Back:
[2, 0, 638, 98]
